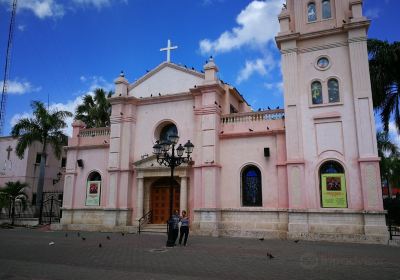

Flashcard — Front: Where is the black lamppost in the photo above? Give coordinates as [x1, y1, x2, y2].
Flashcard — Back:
[153, 134, 194, 247]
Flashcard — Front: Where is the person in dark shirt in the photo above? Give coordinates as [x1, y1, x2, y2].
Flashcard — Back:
[179, 210, 190, 246]
[171, 210, 180, 245]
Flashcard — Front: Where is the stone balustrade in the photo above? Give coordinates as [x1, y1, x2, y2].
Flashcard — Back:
[221, 109, 284, 124]
[78, 127, 110, 138]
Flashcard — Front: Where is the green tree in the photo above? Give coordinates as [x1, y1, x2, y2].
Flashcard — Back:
[368, 39, 400, 132]
[75, 88, 112, 128]
[377, 130, 400, 197]
[0, 181, 29, 225]
[11, 101, 72, 221]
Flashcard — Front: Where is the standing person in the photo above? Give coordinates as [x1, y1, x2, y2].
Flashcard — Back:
[171, 210, 180, 246]
[179, 210, 190, 246]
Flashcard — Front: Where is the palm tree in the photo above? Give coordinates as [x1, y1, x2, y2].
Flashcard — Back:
[368, 39, 400, 132]
[377, 130, 399, 198]
[75, 88, 112, 128]
[0, 181, 29, 225]
[11, 101, 72, 222]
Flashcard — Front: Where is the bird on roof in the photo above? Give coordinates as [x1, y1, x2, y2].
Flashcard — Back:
[268, 106, 271, 110]
[159, 93, 161, 96]
[249, 128, 254, 132]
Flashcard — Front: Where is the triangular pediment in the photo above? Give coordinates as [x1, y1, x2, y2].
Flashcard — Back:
[128, 62, 204, 98]
[133, 155, 191, 171]
[133, 155, 161, 169]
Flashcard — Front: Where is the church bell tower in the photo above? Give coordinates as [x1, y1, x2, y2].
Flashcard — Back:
[276, 0, 388, 242]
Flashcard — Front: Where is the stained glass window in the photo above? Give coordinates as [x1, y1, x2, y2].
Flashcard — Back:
[328, 79, 340, 103]
[311, 81, 323, 105]
[322, 0, 332, 19]
[160, 124, 178, 142]
[242, 165, 262, 207]
[308, 2, 317, 22]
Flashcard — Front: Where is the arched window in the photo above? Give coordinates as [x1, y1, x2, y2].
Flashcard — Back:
[319, 161, 347, 208]
[160, 123, 178, 142]
[88, 171, 101, 181]
[328, 78, 340, 103]
[241, 165, 262, 207]
[307, 2, 317, 22]
[322, 0, 332, 19]
[86, 171, 101, 206]
[311, 81, 323, 104]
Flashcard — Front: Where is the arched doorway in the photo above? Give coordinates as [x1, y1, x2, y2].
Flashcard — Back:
[150, 178, 180, 224]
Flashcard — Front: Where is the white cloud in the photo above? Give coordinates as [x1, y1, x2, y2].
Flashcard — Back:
[199, 0, 284, 54]
[365, 8, 381, 19]
[201, 0, 225, 6]
[236, 53, 276, 83]
[10, 96, 82, 137]
[9, 76, 113, 136]
[80, 75, 113, 92]
[0, 0, 126, 20]
[72, 0, 111, 9]
[0, 80, 41, 95]
[13, 0, 65, 19]
[264, 81, 283, 97]
[18, 25, 26, 31]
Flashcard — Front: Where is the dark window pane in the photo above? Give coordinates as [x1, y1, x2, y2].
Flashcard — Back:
[328, 79, 340, 103]
[320, 161, 344, 174]
[322, 0, 332, 19]
[35, 153, 41, 164]
[308, 3, 317, 22]
[242, 165, 262, 207]
[61, 157, 67, 168]
[88, 172, 101, 181]
[160, 124, 178, 142]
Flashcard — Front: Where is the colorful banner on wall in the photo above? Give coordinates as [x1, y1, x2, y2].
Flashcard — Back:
[321, 173, 347, 208]
[85, 181, 101, 206]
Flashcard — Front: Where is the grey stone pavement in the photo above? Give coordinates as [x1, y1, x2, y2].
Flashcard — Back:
[0, 227, 399, 280]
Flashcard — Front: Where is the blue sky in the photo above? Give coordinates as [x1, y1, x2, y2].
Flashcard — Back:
[0, 0, 399, 141]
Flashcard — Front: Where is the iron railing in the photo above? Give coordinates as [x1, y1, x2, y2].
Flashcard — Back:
[138, 210, 152, 234]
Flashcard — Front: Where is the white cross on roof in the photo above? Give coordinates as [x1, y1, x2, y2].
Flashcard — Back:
[160, 39, 178, 63]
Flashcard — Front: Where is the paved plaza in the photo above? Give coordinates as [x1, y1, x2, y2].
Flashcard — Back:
[0, 227, 399, 280]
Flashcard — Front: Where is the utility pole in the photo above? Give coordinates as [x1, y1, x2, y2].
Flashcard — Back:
[0, 0, 18, 135]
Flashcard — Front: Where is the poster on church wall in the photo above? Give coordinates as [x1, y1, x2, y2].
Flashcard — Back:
[85, 181, 101, 206]
[321, 174, 347, 208]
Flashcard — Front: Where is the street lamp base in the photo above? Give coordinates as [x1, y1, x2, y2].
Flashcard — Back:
[166, 228, 176, 247]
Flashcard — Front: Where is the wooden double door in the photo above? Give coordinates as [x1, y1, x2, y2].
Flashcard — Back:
[151, 186, 180, 224]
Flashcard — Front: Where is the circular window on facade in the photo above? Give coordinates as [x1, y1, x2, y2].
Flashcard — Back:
[316, 57, 330, 70]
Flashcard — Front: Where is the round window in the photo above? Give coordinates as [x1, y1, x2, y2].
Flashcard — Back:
[317, 57, 330, 69]
[160, 123, 178, 141]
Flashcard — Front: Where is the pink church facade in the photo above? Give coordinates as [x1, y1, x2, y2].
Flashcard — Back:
[60, 0, 388, 243]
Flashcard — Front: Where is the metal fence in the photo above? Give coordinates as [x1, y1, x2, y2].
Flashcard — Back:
[0, 191, 63, 225]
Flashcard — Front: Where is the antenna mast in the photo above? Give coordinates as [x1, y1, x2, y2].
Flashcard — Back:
[0, 0, 18, 135]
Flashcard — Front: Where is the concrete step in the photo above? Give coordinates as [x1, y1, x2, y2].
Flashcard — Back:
[139, 224, 167, 234]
